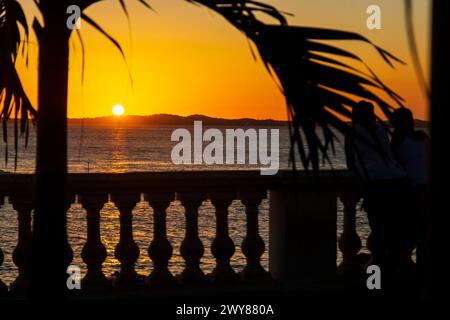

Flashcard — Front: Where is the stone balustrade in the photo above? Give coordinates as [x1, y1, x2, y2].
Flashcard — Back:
[0, 170, 367, 296]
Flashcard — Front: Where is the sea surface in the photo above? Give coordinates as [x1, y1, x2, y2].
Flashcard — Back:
[0, 123, 371, 285]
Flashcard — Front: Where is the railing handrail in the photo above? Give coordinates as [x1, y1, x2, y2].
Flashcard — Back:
[0, 170, 359, 195]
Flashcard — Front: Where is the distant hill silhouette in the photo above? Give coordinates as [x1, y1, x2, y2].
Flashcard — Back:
[68, 114, 289, 126]
[67, 114, 430, 128]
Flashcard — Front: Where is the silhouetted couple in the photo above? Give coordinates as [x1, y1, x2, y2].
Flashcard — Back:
[345, 101, 429, 287]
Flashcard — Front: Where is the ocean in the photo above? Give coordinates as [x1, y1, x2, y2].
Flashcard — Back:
[0, 123, 370, 285]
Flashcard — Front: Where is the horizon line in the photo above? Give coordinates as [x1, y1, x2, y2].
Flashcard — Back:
[65, 113, 288, 121]
[65, 113, 431, 122]
[6, 113, 431, 122]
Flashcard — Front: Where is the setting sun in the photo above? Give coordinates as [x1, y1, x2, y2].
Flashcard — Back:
[112, 104, 125, 116]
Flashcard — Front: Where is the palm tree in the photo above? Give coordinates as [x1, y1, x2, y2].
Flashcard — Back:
[0, 0, 36, 166]
[1, 0, 151, 298]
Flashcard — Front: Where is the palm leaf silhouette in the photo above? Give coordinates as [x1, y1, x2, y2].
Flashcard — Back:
[404, 0, 430, 98]
[190, 0, 405, 175]
[0, 0, 36, 168]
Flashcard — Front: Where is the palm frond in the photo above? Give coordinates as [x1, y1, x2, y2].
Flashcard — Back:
[76, 0, 154, 85]
[81, 12, 126, 59]
[190, 0, 405, 175]
[0, 0, 36, 169]
[404, 0, 430, 98]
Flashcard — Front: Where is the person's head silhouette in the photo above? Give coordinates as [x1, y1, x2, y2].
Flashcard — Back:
[392, 107, 414, 134]
[352, 100, 376, 129]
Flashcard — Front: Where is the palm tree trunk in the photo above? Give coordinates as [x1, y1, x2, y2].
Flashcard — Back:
[28, 7, 72, 298]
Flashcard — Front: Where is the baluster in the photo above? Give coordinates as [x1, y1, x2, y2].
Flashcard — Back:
[9, 194, 33, 293]
[79, 193, 110, 290]
[209, 192, 238, 284]
[337, 192, 363, 279]
[0, 251, 5, 295]
[144, 192, 176, 287]
[111, 193, 142, 288]
[0, 196, 7, 295]
[366, 232, 375, 262]
[64, 194, 76, 271]
[240, 191, 270, 281]
[178, 192, 209, 286]
[365, 215, 385, 267]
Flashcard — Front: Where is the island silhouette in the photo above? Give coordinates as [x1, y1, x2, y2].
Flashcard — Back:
[66, 114, 430, 129]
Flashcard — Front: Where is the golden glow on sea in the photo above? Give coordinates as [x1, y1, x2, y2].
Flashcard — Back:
[15, 0, 431, 120]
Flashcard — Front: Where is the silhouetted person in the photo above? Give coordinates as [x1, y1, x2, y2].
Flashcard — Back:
[391, 108, 430, 186]
[345, 101, 408, 282]
[391, 107, 430, 284]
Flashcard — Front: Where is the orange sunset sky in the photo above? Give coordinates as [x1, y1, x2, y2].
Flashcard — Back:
[16, 0, 431, 120]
